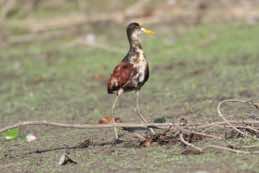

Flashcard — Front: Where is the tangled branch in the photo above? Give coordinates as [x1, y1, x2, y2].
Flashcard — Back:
[217, 99, 250, 136]
[0, 99, 259, 154]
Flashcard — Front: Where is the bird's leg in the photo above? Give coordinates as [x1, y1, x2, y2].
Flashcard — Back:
[136, 90, 148, 122]
[112, 94, 119, 116]
[111, 89, 123, 142]
[111, 94, 119, 140]
[136, 90, 155, 135]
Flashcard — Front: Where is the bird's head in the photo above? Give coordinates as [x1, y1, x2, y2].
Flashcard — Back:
[127, 22, 155, 42]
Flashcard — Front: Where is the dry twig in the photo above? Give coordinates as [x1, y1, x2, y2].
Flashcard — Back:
[217, 99, 255, 137]
[0, 121, 174, 133]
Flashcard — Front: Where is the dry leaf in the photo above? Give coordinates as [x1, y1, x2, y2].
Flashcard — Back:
[98, 116, 122, 124]
[140, 137, 153, 147]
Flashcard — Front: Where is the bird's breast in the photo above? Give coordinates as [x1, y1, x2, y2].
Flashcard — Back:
[134, 60, 147, 82]
[128, 49, 149, 83]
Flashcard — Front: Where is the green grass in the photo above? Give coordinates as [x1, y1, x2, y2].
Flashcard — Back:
[1, 22, 259, 173]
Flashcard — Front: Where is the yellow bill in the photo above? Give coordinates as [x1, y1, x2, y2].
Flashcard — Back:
[141, 27, 155, 36]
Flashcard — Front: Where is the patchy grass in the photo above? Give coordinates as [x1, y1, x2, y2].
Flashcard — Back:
[0, 22, 259, 173]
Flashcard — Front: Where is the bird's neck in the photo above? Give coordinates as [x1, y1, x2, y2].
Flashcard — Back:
[128, 39, 143, 56]
[128, 33, 143, 50]
[127, 40, 146, 63]
[124, 35, 146, 63]
[129, 40, 142, 50]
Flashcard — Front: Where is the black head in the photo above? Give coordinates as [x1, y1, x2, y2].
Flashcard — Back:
[127, 22, 141, 33]
[126, 22, 155, 48]
[126, 22, 142, 41]
[126, 22, 155, 40]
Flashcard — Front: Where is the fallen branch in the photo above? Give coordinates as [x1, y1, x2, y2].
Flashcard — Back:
[1, 120, 259, 134]
[0, 120, 175, 133]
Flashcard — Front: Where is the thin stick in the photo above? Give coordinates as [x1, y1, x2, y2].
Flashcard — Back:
[0, 121, 175, 133]
[2, 120, 259, 135]
[217, 99, 250, 136]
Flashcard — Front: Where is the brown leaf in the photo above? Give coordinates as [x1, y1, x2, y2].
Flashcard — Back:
[140, 137, 153, 147]
[98, 116, 122, 124]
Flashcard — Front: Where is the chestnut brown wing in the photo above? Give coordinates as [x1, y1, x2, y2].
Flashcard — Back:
[107, 62, 136, 94]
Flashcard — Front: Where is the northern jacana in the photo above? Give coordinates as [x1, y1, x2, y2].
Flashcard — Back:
[107, 22, 155, 139]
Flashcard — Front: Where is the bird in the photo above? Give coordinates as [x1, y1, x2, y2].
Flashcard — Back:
[107, 22, 155, 140]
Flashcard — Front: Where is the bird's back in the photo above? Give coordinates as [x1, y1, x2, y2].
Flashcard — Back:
[107, 52, 149, 94]
[107, 61, 136, 94]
